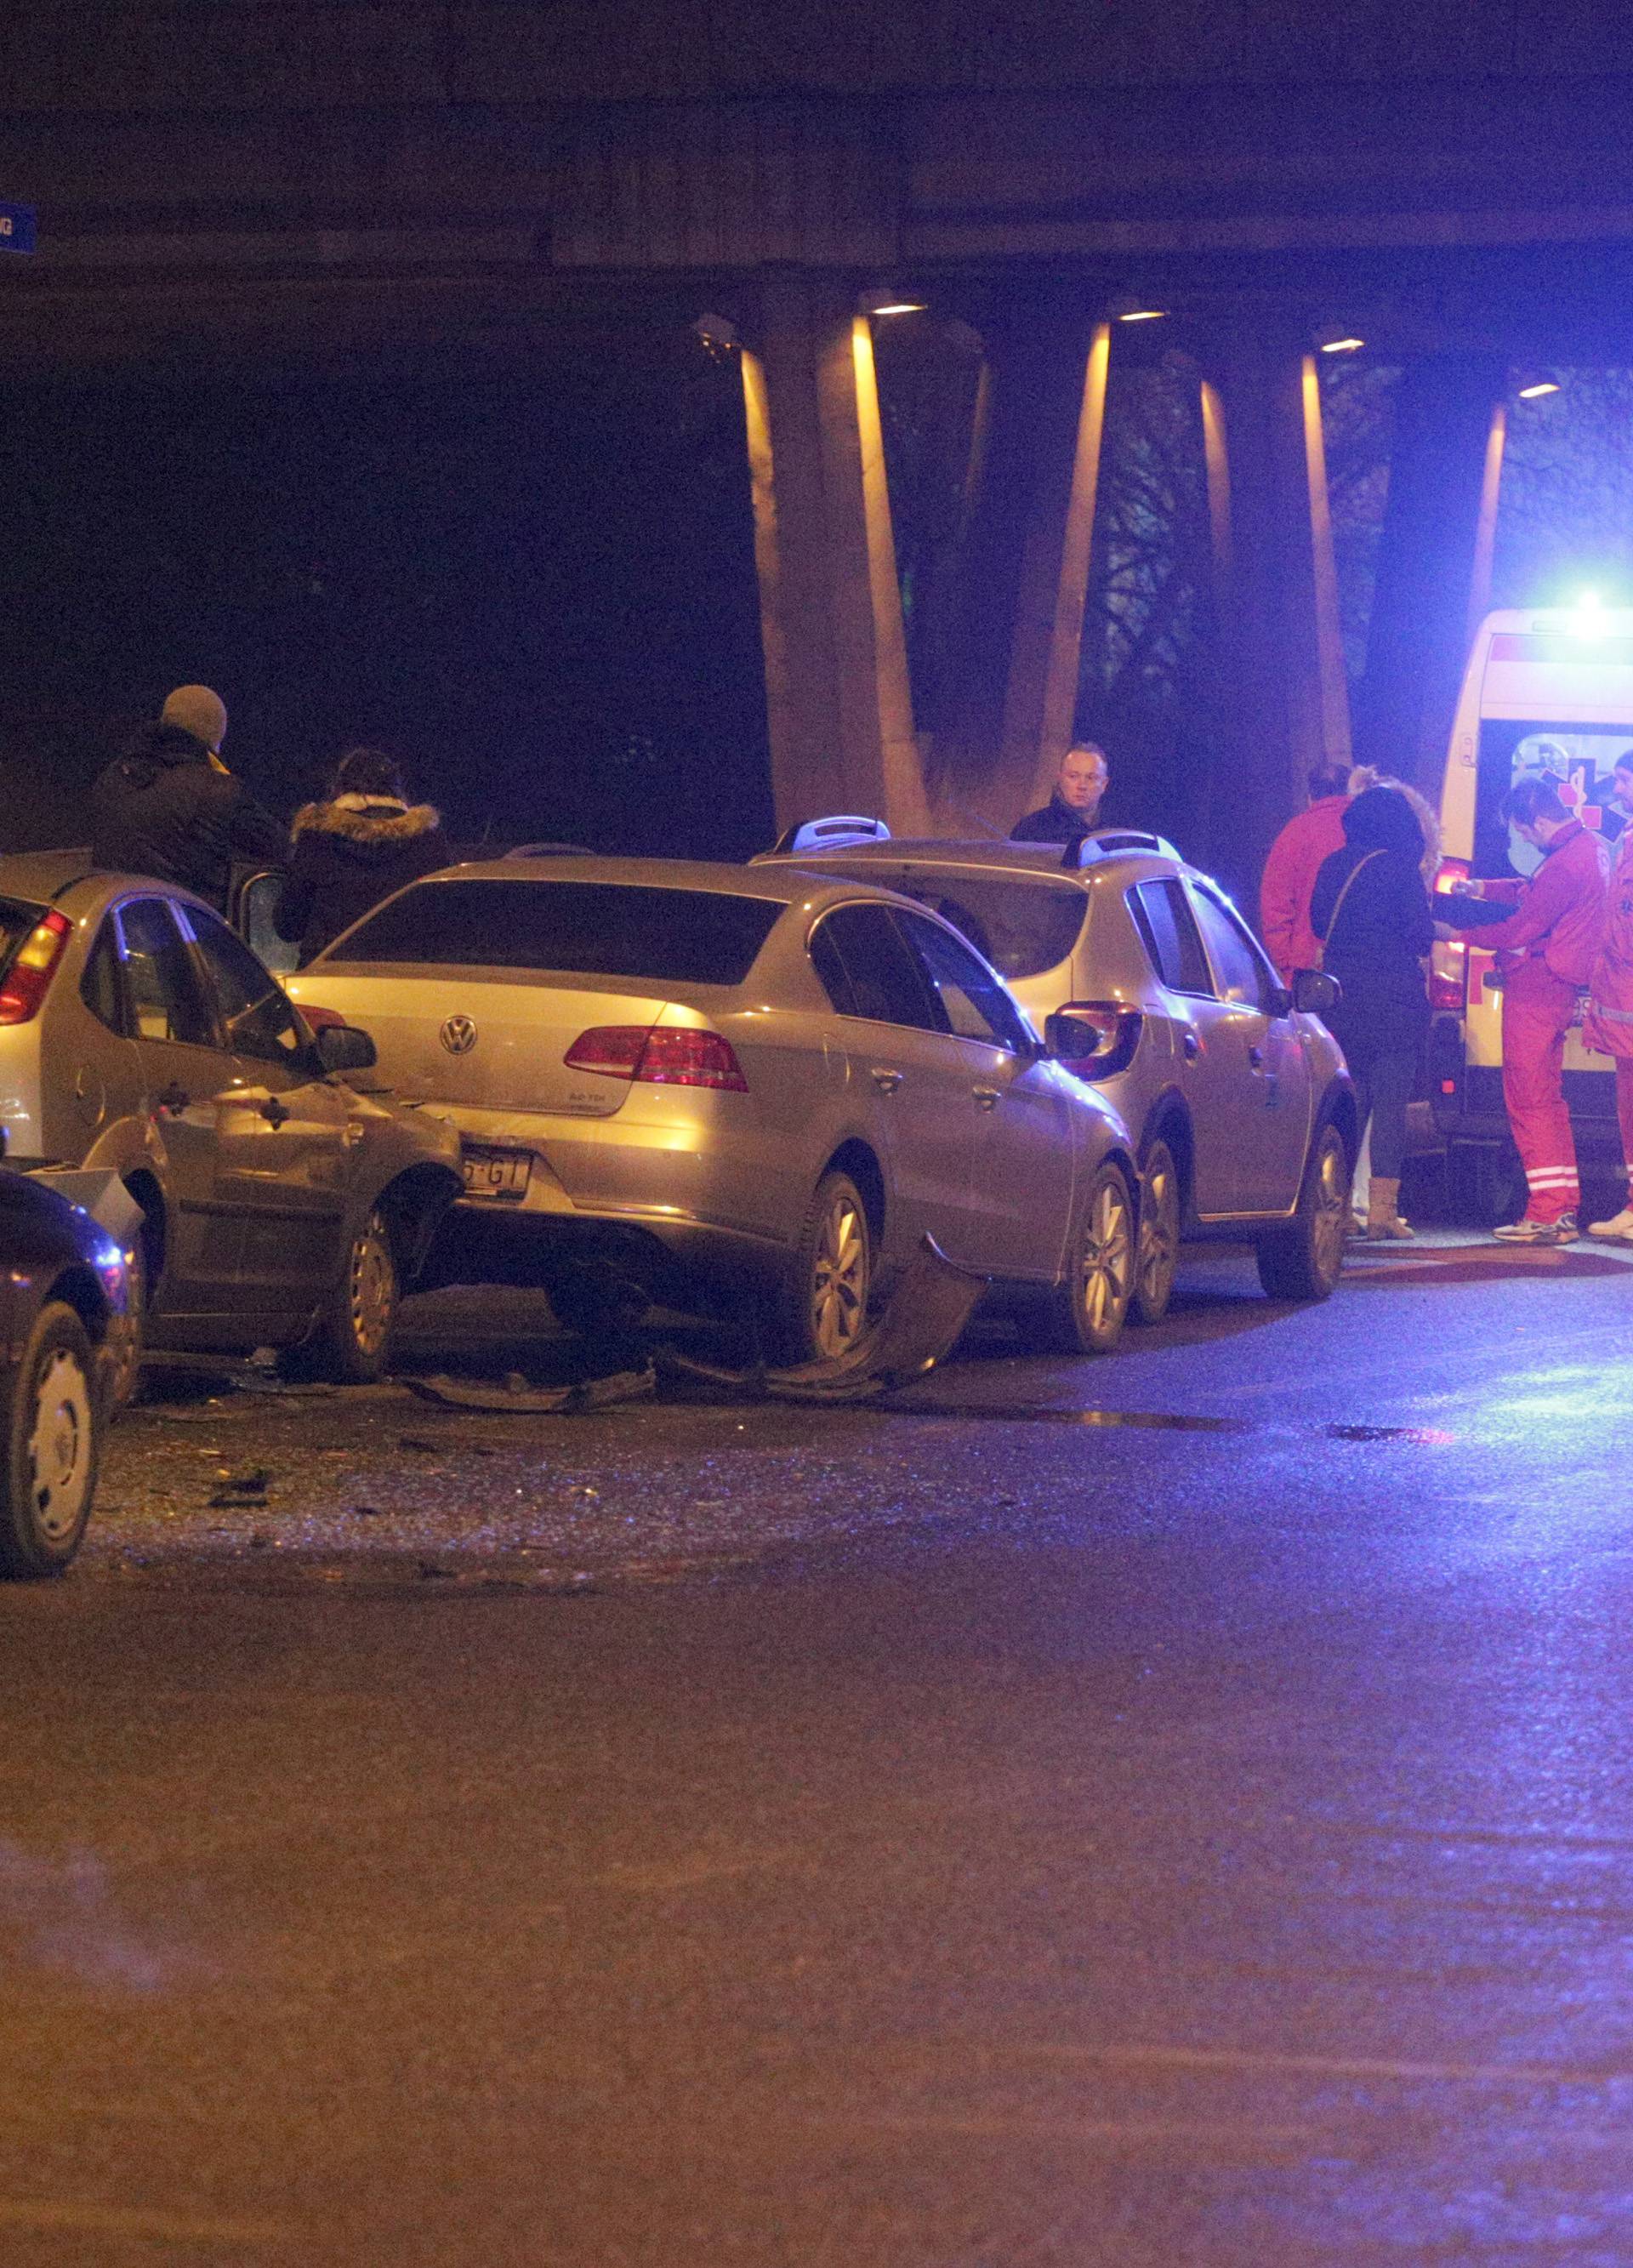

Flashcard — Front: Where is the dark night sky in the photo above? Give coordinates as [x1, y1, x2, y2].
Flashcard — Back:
[0, 340, 775, 859]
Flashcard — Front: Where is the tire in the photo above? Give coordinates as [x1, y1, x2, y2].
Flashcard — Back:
[779, 1171, 873, 1365]
[1255, 1121, 1351, 1302]
[289, 1206, 400, 1385]
[1024, 1159, 1135, 1356]
[108, 1224, 148, 1409]
[1130, 1138, 1181, 1325]
[0, 1302, 100, 1578]
[1446, 1139, 1525, 1228]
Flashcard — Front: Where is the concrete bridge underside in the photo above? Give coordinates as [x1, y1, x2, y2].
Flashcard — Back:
[8, 3, 1633, 876]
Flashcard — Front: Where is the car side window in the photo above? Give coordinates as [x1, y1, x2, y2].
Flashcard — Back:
[1188, 883, 1281, 1011]
[807, 920, 857, 1017]
[81, 920, 127, 1035]
[896, 909, 1031, 1053]
[811, 905, 943, 1032]
[1129, 880, 1214, 996]
[115, 898, 216, 1047]
[181, 909, 311, 1068]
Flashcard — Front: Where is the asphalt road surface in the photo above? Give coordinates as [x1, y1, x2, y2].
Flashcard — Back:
[3, 1223, 1633, 2265]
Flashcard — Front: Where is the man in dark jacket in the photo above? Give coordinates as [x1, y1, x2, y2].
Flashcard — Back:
[274, 746, 447, 965]
[89, 685, 287, 912]
[1010, 742, 1109, 846]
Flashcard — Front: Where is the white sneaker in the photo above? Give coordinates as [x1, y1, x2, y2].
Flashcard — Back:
[1588, 1205, 1633, 1242]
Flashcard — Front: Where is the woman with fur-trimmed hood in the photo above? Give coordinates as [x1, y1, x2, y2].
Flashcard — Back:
[275, 747, 448, 966]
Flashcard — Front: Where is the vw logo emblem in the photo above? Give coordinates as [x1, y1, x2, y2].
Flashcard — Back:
[441, 1014, 478, 1057]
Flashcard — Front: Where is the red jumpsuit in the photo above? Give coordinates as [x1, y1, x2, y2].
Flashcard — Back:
[1447, 819, 1610, 1224]
[1584, 823, 1633, 1190]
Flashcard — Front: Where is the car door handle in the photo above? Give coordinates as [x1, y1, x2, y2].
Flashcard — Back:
[870, 1067, 903, 1095]
[971, 1086, 1001, 1110]
[1181, 1031, 1200, 1060]
[156, 1082, 190, 1114]
[1248, 1044, 1265, 1068]
[258, 1096, 290, 1128]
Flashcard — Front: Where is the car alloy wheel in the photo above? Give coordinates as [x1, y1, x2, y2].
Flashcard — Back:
[1256, 1121, 1351, 1302]
[347, 1209, 398, 1362]
[1077, 1162, 1135, 1347]
[807, 1174, 872, 1362]
[1309, 1128, 1351, 1291]
[1133, 1139, 1180, 1325]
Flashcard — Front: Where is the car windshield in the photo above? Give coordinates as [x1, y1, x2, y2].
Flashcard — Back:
[327, 879, 782, 986]
[872, 873, 1084, 981]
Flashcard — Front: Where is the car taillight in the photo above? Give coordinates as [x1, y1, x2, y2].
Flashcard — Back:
[1054, 1000, 1144, 1080]
[1430, 951, 1468, 1013]
[0, 909, 71, 1025]
[1430, 857, 1471, 1013]
[565, 1024, 748, 1091]
[295, 1003, 348, 1033]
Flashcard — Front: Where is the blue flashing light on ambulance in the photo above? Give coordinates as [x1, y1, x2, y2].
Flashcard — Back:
[1431, 600, 1631, 1221]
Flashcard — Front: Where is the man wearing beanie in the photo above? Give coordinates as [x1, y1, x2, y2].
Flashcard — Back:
[90, 684, 287, 911]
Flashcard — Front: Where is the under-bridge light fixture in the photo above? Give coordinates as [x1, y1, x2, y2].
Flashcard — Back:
[859, 288, 927, 317]
[1516, 373, 1562, 400]
[1316, 325, 1365, 354]
[691, 312, 740, 352]
[1107, 293, 1167, 323]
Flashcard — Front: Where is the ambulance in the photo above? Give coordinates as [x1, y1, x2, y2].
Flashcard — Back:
[1431, 600, 1632, 1220]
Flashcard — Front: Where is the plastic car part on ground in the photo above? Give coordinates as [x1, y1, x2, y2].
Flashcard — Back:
[401, 1235, 989, 1414]
[657, 1234, 988, 1407]
[405, 1366, 658, 1415]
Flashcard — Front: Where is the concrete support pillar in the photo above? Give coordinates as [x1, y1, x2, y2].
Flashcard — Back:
[924, 309, 1111, 832]
[1353, 353, 1508, 789]
[740, 277, 927, 835]
[1466, 398, 1508, 641]
[1198, 335, 1352, 895]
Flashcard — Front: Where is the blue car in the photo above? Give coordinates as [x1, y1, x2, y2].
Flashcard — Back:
[0, 1166, 130, 1577]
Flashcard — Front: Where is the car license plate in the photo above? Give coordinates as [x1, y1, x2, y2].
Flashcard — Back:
[462, 1145, 532, 1201]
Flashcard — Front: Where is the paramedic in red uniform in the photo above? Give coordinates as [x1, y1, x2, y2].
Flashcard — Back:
[1438, 773, 1610, 1243]
[1584, 751, 1633, 1242]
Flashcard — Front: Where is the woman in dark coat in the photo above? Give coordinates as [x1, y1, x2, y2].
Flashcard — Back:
[274, 747, 447, 966]
[1310, 784, 1435, 1239]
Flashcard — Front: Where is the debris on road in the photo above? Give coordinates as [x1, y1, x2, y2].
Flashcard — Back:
[208, 1467, 270, 1508]
[405, 1365, 657, 1415]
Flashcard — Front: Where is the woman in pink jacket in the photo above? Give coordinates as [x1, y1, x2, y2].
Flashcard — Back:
[1585, 752, 1633, 1241]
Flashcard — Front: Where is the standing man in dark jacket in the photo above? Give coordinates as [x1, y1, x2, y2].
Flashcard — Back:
[1010, 742, 1109, 846]
[1438, 774, 1610, 1243]
[89, 685, 287, 912]
[274, 747, 447, 965]
[1310, 785, 1435, 1239]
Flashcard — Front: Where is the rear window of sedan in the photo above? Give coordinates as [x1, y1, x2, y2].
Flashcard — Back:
[882, 874, 1084, 981]
[326, 879, 783, 987]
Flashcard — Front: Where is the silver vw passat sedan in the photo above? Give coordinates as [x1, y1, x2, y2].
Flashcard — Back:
[0, 855, 463, 1385]
[287, 858, 1144, 1359]
[758, 827, 1357, 1319]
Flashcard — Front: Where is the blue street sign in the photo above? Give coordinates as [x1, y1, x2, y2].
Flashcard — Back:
[0, 203, 36, 255]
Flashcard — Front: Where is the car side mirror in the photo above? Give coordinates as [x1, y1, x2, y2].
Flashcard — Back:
[314, 1023, 378, 1074]
[1291, 968, 1341, 1016]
